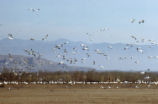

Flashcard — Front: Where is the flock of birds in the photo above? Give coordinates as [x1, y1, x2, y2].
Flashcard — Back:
[130, 18, 145, 24]
[6, 17, 157, 71]
[28, 8, 40, 15]
[2, 8, 158, 87]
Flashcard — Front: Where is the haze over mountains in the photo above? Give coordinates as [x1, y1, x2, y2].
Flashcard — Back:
[0, 55, 92, 72]
[0, 38, 158, 71]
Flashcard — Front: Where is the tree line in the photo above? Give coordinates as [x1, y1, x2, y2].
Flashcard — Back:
[0, 68, 158, 83]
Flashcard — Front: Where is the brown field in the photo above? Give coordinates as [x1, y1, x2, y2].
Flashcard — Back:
[0, 85, 158, 104]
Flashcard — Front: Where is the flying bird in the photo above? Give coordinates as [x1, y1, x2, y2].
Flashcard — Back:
[28, 8, 40, 15]
[131, 35, 137, 40]
[138, 19, 145, 24]
[93, 60, 96, 65]
[8, 34, 14, 40]
[30, 38, 35, 40]
[42, 34, 48, 40]
[130, 18, 135, 23]
[136, 47, 143, 54]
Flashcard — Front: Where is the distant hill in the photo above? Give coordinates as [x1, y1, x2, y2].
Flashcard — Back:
[0, 55, 92, 72]
[0, 38, 158, 71]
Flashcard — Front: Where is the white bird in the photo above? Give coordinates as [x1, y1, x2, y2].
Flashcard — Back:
[103, 53, 108, 57]
[24, 49, 31, 55]
[135, 85, 139, 88]
[108, 86, 111, 89]
[134, 60, 139, 64]
[108, 45, 112, 49]
[116, 78, 120, 82]
[64, 41, 70, 44]
[81, 58, 87, 63]
[8, 34, 14, 40]
[95, 49, 102, 54]
[28, 8, 35, 12]
[42, 34, 48, 40]
[100, 86, 104, 89]
[23, 59, 28, 64]
[138, 19, 145, 24]
[130, 18, 135, 23]
[93, 60, 96, 65]
[58, 61, 64, 65]
[82, 47, 88, 50]
[131, 35, 137, 40]
[81, 44, 88, 50]
[140, 71, 145, 75]
[28, 8, 40, 13]
[151, 41, 157, 45]
[99, 65, 104, 69]
[80, 44, 85, 47]
[137, 47, 143, 54]
[148, 56, 153, 59]
[72, 51, 77, 55]
[56, 54, 62, 58]
[55, 44, 62, 49]
[155, 56, 158, 59]
[144, 76, 150, 80]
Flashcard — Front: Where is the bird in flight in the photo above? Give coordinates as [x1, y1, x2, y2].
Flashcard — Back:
[8, 34, 14, 40]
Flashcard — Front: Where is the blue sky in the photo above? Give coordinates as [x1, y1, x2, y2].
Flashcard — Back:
[0, 0, 158, 43]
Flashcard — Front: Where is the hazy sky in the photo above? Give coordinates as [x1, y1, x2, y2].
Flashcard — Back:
[0, 0, 158, 43]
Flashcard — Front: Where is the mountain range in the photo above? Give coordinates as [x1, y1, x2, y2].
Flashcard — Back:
[0, 55, 92, 72]
[0, 38, 158, 71]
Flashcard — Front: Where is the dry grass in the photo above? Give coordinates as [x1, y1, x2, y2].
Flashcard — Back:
[0, 85, 158, 104]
